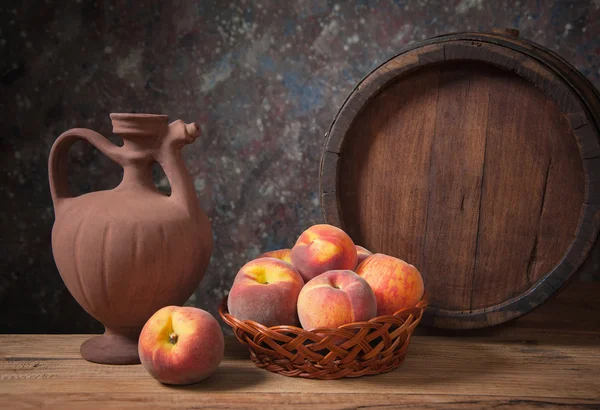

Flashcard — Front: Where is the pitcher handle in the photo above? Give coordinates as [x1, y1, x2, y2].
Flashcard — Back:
[48, 128, 124, 209]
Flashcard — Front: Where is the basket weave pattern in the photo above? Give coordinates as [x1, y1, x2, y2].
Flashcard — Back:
[219, 296, 427, 379]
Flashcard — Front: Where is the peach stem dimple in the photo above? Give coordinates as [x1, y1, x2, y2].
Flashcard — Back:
[168, 332, 178, 345]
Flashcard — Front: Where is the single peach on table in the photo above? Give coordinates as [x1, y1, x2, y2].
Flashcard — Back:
[228, 257, 304, 326]
[291, 224, 357, 282]
[355, 245, 373, 266]
[356, 254, 424, 316]
[297, 270, 377, 330]
[259, 248, 292, 265]
[138, 306, 224, 385]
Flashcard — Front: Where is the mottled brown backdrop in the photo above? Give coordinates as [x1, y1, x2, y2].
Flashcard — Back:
[1, 0, 599, 333]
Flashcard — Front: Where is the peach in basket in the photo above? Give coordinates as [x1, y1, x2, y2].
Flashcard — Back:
[355, 245, 373, 267]
[258, 248, 292, 265]
[356, 253, 425, 316]
[227, 257, 304, 327]
[290, 224, 357, 282]
[297, 270, 376, 330]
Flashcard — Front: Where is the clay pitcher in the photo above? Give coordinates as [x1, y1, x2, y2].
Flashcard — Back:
[49, 113, 213, 364]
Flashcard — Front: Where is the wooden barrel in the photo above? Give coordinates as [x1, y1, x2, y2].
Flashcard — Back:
[320, 29, 600, 329]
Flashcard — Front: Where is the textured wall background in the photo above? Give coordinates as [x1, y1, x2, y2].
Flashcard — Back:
[1, 0, 599, 333]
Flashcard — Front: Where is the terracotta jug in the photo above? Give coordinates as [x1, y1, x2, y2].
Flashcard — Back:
[49, 113, 213, 365]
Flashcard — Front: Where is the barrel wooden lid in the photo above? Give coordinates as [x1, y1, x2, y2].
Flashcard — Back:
[320, 31, 600, 329]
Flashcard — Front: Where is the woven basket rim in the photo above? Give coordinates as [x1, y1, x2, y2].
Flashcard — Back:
[219, 294, 428, 334]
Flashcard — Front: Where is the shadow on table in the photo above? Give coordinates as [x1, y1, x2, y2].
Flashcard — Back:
[169, 362, 267, 392]
[223, 338, 253, 360]
[346, 343, 505, 388]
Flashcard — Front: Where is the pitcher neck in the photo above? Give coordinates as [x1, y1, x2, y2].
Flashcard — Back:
[118, 161, 157, 191]
[121, 136, 160, 153]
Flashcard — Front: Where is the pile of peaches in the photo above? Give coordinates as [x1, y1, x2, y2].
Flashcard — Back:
[227, 224, 425, 330]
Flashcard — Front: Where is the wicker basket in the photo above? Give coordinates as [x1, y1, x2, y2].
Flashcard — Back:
[219, 295, 427, 379]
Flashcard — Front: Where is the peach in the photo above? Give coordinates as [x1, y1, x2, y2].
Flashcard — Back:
[356, 254, 424, 316]
[138, 306, 224, 385]
[291, 224, 357, 282]
[228, 257, 304, 326]
[259, 248, 292, 265]
[355, 245, 373, 266]
[297, 270, 376, 330]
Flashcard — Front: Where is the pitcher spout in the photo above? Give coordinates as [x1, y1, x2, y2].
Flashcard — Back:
[185, 122, 201, 139]
[166, 120, 202, 148]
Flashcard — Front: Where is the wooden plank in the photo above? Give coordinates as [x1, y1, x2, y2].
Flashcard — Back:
[469, 70, 549, 308]
[421, 62, 490, 310]
[337, 66, 440, 266]
[469, 63, 583, 310]
[530, 100, 586, 283]
[320, 192, 341, 228]
[2, 393, 598, 410]
[319, 151, 339, 194]
[1, 332, 599, 399]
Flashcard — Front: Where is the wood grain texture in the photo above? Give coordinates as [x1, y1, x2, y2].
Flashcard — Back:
[338, 66, 440, 265]
[320, 32, 600, 329]
[1, 283, 599, 409]
[2, 394, 599, 410]
[469, 64, 584, 310]
[422, 63, 490, 311]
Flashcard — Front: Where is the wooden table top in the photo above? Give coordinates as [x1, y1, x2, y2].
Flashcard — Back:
[1, 282, 599, 409]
